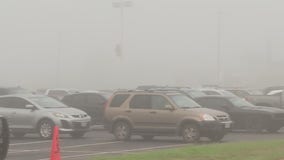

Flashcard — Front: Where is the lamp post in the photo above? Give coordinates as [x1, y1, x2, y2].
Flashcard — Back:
[112, 0, 133, 58]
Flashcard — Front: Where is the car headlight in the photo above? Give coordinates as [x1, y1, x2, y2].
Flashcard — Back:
[201, 114, 215, 121]
[53, 113, 69, 118]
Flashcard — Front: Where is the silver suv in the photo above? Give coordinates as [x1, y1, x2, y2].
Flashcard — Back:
[104, 90, 232, 142]
[0, 95, 91, 139]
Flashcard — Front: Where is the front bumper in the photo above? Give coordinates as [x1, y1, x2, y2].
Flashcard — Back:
[199, 120, 233, 135]
[56, 119, 91, 133]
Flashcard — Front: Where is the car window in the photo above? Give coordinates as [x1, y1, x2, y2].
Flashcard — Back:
[69, 94, 86, 108]
[151, 95, 171, 110]
[0, 97, 31, 109]
[197, 98, 231, 109]
[110, 94, 130, 107]
[169, 94, 201, 109]
[228, 97, 255, 108]
[202, 91, 221, 95]
[129, 95, 151, 109]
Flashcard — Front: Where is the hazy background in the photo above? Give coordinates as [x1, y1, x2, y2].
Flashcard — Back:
[0, 0, 284, 90]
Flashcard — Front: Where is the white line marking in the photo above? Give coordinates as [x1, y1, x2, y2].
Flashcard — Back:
[10, 140, 51, 146]
[9, 149, 41, 154]
[38, 143, 189, 160]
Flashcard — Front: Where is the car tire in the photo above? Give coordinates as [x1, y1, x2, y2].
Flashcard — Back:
[38, 119, 54, 139]
[181, 124, 200, 143]
[70, 132, 86, 138]
[113, 121, 131, 141]
[208, 132, 225, 142]
[142, 135, 154, 141]
[12, 132, 26, 138]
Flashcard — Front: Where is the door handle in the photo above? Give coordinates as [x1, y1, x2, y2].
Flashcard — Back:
[125, 110, 132, 113]
[149, 111, 157, 114]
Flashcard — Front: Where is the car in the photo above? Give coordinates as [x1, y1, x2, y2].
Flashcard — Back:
[0, 87, 32, 96]
[195, 95, 284, 133]
[0, 95, 91, 139]
[45, 89, 80, 100]
[104, 90, 232, 143]
[0, 115, 9, 160]
[199, 88, 236, 97]
[62, 91, 110, 125]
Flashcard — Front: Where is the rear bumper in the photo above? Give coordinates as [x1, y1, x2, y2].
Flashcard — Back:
[199, 121, 233, 135]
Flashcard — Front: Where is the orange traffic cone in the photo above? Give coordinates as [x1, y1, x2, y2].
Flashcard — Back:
[50, 126, 61, 160]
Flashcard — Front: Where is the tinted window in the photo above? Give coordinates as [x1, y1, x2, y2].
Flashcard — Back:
[129, 95, 151, 109]
[110, 94, 130, 107]
[151, 95, 171, 109]
[203, 91, 220, 95]
[196, 98, 231, 111]
[0, 97, 31, 109]
[169, 94, 201, 108]
[68, 94, 86, 108]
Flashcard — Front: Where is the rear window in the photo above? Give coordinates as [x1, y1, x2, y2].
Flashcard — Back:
[110, 94, 130, 107]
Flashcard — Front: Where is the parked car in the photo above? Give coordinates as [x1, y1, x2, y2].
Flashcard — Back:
[104, 90, 232, 142]
[0, 87, 32, 96]
[0, 115, 9, 160]
[45, 89, 80, 100]
[62, 91, 110, 125]
[199, 88, 236, 97]
[195, 96, 284, 133]
[0, 95, 91, 139]
[246, 90, 284, 108]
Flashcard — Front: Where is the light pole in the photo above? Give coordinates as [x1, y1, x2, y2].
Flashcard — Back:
[112, 0, 133, 58]
[56, 32, 62, 87]
[217, 10, 223, 86]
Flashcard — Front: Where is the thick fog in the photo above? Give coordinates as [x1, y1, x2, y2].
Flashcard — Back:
[0, 0, 284, 90]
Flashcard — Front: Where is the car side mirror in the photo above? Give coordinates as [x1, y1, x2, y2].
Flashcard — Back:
[0, 116, 9, 160]
[25, 104, 36, 110]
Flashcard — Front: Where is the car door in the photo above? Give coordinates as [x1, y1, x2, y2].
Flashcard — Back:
[148, 95, 177, 132]
[8, 97, 36, 130]
[86, 93, 106, 124]
[0, 98, 14, 128]
[127, 95, 153, 131]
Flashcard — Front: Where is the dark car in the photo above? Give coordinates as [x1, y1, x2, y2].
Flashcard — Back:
[0, 115, 9, 160]
[62, 92, 110, 125]
[195, 96, 284, 133]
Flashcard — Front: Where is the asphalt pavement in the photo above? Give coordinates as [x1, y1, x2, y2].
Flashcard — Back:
[7, 128, 284, 160]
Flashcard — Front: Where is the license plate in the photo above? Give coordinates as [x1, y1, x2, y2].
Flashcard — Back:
[81, 122, 88, 127]
[224, 123, 231, 129]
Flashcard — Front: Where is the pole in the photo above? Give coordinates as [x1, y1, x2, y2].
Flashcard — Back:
[56, 32, 62, 87]
[217, 10, 222, 86]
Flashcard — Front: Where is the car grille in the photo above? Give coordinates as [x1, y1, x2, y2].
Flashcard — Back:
[71, 114, 88, 118]
[72, 122, 90, 129]
[216, 115, 230, 121]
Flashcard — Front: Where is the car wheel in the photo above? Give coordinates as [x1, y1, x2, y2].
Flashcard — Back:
[142, 135, 154, 141]
[113, 121, 131, 141]
[70, 132, 86, 138]
[38, 119, 54, 139]
[12, 132, 26, 138]
[208, 132, 225, 142]
[181, 124, 200, 143]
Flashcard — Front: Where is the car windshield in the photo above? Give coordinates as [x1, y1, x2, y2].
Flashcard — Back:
[30, 97, 69, 108]
[184, 90, 206, 98]
[169, 94, 202, 108]
[229, 97, 255, 108]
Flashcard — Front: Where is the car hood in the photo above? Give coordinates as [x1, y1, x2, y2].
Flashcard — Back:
[45, 107, 87, 115]
[242, 106, 284, 114]
[184, 107, 229, 117]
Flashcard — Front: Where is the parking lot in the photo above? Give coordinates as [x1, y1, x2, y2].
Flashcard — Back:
[7, 128, 284, 160]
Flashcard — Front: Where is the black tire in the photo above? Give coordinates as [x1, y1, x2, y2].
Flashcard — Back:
[208, 132, 225, 142]
[12, 132, 26, 138]
[142, 135, 154, 141]
[113, 121, 131, 141]
[181, 124, 200, 143]
[38, 119, 55, 139]
[70, 132, 86, 138]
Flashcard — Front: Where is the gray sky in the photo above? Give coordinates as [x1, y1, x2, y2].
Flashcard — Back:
[0, 0, 284, 90]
